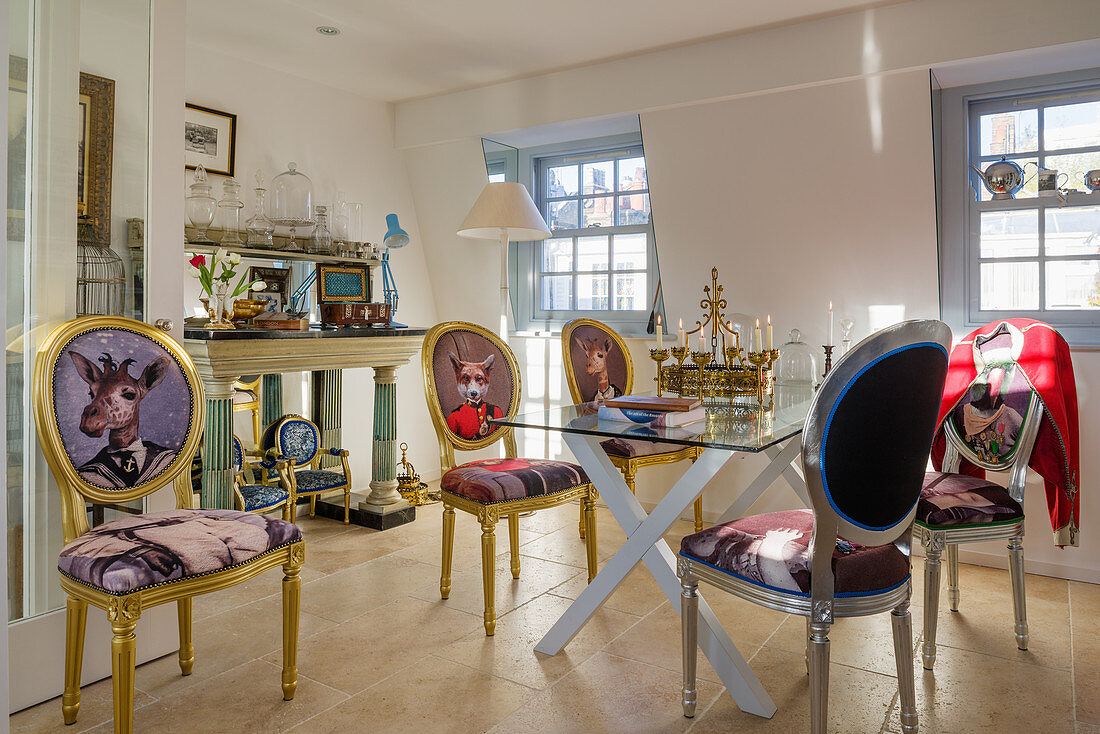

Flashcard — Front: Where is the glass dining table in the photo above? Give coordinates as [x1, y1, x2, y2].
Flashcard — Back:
[492, 387, 816, 718]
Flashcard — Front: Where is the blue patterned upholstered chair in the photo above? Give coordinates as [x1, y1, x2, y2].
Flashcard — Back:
[916, 321, 1047, 670]
[31, 316, 304, 734]
[423, 321, 599, 635]
[678, 320, 951, 734]
[562, 318, 703, 537]
[231, 434, 293, 521]
[262, 414, 352, 524]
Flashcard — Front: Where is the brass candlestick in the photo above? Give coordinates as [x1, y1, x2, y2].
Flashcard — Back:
[650, 348, 670, 396]
[671, 346, 689, 368]
[746, 349, 780, 407]
[690, 350, 711, 399]
[822, 345, 835, 379]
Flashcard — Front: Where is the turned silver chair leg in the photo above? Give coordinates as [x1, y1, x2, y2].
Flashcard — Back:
[922, 533, 944, 670]
[680, 573, 699, 718]
[946, 543, 960, 612]
[808, 619, 831, 734]
[1008, 535, 1029, 650]
[891, 598, 918, 733]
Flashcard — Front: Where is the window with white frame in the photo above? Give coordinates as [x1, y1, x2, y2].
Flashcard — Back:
[963, 82, 1100, 330]
[526, 141, 658, 329]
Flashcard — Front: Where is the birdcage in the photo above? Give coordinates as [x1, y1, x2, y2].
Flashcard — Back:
[76, 217, 125, 316]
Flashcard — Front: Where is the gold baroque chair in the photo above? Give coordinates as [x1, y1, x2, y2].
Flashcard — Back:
[232, 374, 263, 448]
[562, 318, 703, 535]
[261, 414, 352, 524]
[232, 434, 295, 522]
[423, 321, 599, 635]
[32, 316, 304, 734]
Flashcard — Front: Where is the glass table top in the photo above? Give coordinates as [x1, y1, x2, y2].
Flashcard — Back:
[493, 387, 816, 453]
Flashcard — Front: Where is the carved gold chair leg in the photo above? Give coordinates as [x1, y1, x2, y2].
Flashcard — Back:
[282, 556, 302, 701]
[578, 501, 586, 540]
[62, 596, 88, 725]
[441, 504, 455, 599]
[177, 598, 194, 675]
[583, 491, 599, 582]
[344, 487, 351, 524]
[508, 512, 521, 579]
[110, 611, 140, 734]
[250, 407, 261, 449]
[480, 510, 498, 635]
[309, 495, 316, 518]
[693, 498, 704, 533]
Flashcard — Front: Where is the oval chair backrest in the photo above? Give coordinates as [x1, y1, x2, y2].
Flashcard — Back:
[232, 435, 244, 473]
[32, 316, 205, 543]
[561, 319, 635, 405]
[264, 415, 320, 468]
[802, 320, 951, 547]
[422, 321, 521, 458]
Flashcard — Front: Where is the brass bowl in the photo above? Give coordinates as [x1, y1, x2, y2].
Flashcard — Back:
[231, 299, 267, 324]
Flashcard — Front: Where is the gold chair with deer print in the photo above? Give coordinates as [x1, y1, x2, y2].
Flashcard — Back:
[423, 321, 599, 635]
[32, 316, 304, 734]
[562, 318, 704, 535]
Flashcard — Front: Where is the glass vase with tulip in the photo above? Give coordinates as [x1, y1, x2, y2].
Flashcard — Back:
[187, 249, 266, 329]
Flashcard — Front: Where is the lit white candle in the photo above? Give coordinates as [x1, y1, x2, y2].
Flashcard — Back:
[827, 301, 834, 346]
[697, 331, 705, 353]
[766, 314, 773, 350]
[678, 318, 685, 349]
[656, 314, 664, 349]
[754, 318, 762, 352]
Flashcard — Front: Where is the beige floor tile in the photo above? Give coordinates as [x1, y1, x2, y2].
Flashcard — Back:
[11, 677, 154, 734]
[299, 554, 441, 623]
[191, 564, 326, 622]
[1077, 721, 1100, 733]
[290, 655, 534, 733]
[690, 645, 899, 734]
[435, 593, 641, 690]
[293, 515, 361, 543]
[549, 564, 667, 618]
[304, 524, 417, 575]
[394, 517, 544, 570]
[517, 502, 585, 535]
[84, 660, 347, 734]
[265, 595, 483, 694]
[518, 514, 625, 570]
[1076, 659, 1100, 725]
[1071, 580, 1100, 627]
[489, 652, 721, 734]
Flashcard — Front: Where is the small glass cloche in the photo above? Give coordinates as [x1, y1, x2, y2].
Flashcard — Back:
[776, 329, 819, 386]
[271, 162, 315, 251]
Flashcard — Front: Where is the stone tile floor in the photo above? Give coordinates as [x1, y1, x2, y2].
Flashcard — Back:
[11, 493, 1100, 733]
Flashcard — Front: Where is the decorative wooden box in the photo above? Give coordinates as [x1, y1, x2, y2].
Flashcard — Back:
[320, 302, 391, 327]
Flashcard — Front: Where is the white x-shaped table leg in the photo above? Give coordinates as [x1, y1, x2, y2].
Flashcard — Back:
[534, 432, 805, 718]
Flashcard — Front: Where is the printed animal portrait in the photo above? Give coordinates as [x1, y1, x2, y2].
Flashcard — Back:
[567, 325, 629, 404]
[431, 329, 514, 442]
[949, 327, 1030, 464]
[54, 329, 193, 489]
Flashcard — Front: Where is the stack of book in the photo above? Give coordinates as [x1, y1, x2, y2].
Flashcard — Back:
[596, 396, 705, 427]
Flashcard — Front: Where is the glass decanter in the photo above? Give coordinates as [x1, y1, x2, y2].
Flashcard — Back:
[310, 205, 333, 254]
[840, 318, 855, 354]
[271, 162, 314, 251]
[217, 176, 244, 245]
[245, 169, 276, 248]
[185, 165, 217, 243]
[776, 329, 819, 386]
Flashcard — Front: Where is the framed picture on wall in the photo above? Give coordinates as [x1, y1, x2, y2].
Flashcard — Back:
[78, 72, 115, 245]
[184, 103, 236, 177]
[249, 265, 290, 315]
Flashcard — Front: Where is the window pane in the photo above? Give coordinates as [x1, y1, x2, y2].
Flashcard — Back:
[1046, 260, 1100, 309]
[612, 234, 647, 271]
[975, 157, 1038, 200]
[617, 193, 651, 225]
[1044, 151, 1100, 194]
[582, 161, 614, 194]
[618, 156, 647, 191]
[581, 196, 615, 227]
[547, 164, 578, 196]
[613, 272, 647, 310]
[980, 210, 1038, 257]
[577, 235, 609, 272]
[1044, 100, 1100, 150]
[540, 275, 572, 310]
[541, 238, 573, 272]
[488, 172, 506, 183]
[546, 199, 578, 230]
[980, 261, 1039, 310]
[577, 273, 609, 310]
[1046, 206, 1100, 256]
[979, 109, 1038, 156]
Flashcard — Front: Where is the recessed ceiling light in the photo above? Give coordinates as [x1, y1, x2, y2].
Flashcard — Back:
[315, 25, 340, 37]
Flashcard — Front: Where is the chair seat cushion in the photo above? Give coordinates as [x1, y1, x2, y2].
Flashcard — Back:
[293, 470, 347, 494]
[58, 509, 301, 595]
[600, 438, 692, 459]
[916, 471, 1024, 527]
[441, 458, 589, 504]
[679, 509, 909, 597]
[240, 484, 290, 512]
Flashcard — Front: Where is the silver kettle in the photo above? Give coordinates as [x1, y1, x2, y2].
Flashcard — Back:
[970, 156, 1037, 200]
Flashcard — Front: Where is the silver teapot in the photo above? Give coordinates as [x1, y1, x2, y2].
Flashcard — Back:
[1085, 169, 1100, 192]
[970, 156, 1036, 200]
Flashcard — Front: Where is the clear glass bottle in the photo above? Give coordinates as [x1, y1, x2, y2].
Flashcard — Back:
[331, 191, 350, 244]
[185, 164, 217, 243]
[776, 329, 819, 386]
[217, 176, 244, 245]
[310, 205, 333, 254]
[245, 169, 276, 249]
[271, 162, 314, 251]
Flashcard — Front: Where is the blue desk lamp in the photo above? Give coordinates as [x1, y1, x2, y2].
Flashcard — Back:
[382, 213, 409, 328]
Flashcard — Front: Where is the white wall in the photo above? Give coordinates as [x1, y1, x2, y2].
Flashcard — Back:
[184, 43, 441, 484]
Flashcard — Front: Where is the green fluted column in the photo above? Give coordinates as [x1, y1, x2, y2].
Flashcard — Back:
[261, 373, 283, 433]
[363, 365, 403, 507]
[201, 376, 235, 509]
[312, 369, 342, 469]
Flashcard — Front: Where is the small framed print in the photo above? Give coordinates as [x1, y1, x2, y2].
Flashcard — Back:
[185, 103, 236, 177]
[317, 265, 369, 304]
[249, 266, 290, 315]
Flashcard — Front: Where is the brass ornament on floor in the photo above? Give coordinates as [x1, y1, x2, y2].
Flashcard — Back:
[396, 442, 428, 506]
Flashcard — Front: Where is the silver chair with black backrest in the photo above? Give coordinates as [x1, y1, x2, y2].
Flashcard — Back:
[678, 320, 951, 734]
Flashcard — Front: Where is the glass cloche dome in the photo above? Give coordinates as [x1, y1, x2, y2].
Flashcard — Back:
[271, 162, 315, 251]
[776, 329, 819, 386]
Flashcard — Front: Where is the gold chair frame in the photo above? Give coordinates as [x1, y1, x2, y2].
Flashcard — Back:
[423, 321, 599, 635]
[32, 316, 303, 734]
[270, 414, 352, 524]
[233, 375, 263, 448]
[232, 434, 296, 523]
[562, 318, 703, 534]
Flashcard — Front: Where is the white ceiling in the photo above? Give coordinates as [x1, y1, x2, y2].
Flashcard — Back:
[187, 0, 889, 103]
